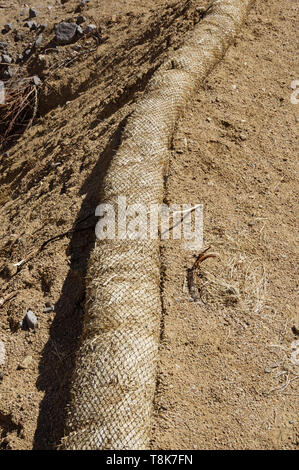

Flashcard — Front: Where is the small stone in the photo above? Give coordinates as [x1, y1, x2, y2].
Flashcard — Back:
[20, 8, 27, 16]
[33, 75, 41, 86]
[43, 306, 54, 313]
[0, 340, 5, 366]
[3, 23, 13, 32]
[24, 48, 32, 57]
[76, 16, 86, 25]
[84, 24, 97, 34]
[18, 355, 33, 370]
[29, 7, 39, 18]
[2, 54, 12, 64]
[55, 22, 77, 44]
[76, 25, 83, 35]
[24, 310, 38, 330]
[289, 420, 294, 425]
[35, 33, 43, 47]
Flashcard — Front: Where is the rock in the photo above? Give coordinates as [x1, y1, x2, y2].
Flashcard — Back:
[3, 23, 13, 32]
[35, 33, 43, 47]
[24, 48, 32, 57]
[40, 24, 48, 31]
[29, 7, 39, 18]
[24, 310, 38, 330]
[33, 75, 41, 86]
[18, 355, 34, 370]
[20, 8, 27, 16]
[76, 25, 83, 35]
[55, 22, 78, 44]
[0, 42, 8, 51]
[43, 305, 54, 313]
[2, 54, 12, 64]
[0, 340, 5, 366]
[84, 24, 97, 34]
[76, 15, 86, 25]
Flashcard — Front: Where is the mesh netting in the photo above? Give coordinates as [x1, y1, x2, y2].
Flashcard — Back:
[60, 0, 255, 450]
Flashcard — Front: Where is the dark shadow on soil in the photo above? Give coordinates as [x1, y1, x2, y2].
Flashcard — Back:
[33, 117, 127, 449]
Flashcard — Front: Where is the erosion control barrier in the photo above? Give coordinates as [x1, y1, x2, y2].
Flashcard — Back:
[61, 0, 255, 450]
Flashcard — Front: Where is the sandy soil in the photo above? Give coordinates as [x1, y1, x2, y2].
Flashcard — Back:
[0, 0, 298, 450]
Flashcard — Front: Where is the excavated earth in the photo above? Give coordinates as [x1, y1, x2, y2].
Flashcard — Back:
[0, 0, 298, 450]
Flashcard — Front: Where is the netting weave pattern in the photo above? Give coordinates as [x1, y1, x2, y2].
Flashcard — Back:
[61, 0, 255, 450]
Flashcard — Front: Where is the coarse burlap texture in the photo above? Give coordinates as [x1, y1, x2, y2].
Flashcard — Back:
[61, 0, 255, 450]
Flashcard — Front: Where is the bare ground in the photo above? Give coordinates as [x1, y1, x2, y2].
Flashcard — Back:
[0, 0, 298, 450]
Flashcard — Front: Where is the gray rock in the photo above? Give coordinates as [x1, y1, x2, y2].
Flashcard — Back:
[84, 24, 97, 34]
[20, 8, 27, 16]
[35, 33, 43, 47]
[2, 54, 12, 64]
[24, 310, 38, 330]
[0, 42, 8, 51]
[24, 48, 32, 57]
[29, 7, 39, 18]
[76, 25, 83, 35]
[55, 22, 77, 44]
[33, 75, 41, 86]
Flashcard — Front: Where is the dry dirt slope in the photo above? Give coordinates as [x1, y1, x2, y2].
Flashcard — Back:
[152, 0, 299, 450]
[0, 0, 298, 450]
